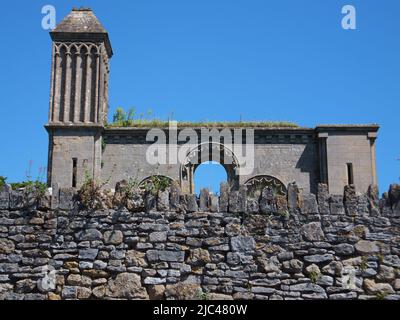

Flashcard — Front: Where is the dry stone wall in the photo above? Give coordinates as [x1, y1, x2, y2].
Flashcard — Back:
[0, 182, 399, 300]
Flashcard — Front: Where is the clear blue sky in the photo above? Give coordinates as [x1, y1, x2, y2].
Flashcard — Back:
[0, 0, 399, 194]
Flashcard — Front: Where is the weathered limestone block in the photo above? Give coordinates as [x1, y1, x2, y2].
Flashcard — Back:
[305, 264, 321, 276]
[219, 182, 229, 213]
[106, 273, 149, 299]
[354, 240, 380, 255]
[289, 282, 325, 294]
[276, 195, 288, 215]
[38, 191, 51, 210]
[103, 230, 123, 245]
[367, 184, 380, 215]
[145, 193, 156, 212]
[146, 250, 185, 263]
[247, 198, 259, 213]
[199, 188, 209, 211]
[283, 259, 303, 273]
[363, 279, 395, 295]
[126, 250, 147, 267]
[259, 187, 276, 214]
[230, 236, 255, 252]
[376, 265, 396, 281]
[77, 287, 92, 299]
[209, 194, 219, 213]
[157, 190, 170, 211]
[333, 244, 355, 256]
[15, 279, 36, 294]
[299, 192, 319, 214]
[149, 231, 167, 242]
[147, 285, 165, 299]
[62, 286, 77, 299]
[78, 248, 99, 261]
[301, 222, 324, 241]
[165, 283, 202, 300]
[187, 248, 211, 266]
[317, 183, 330, 214]
[228, 191, 239, 213]
[238, 185, 247, 213]
[344, 185, 358, 216]
[50, 183, 59, 209]
[208, 293, 234, 300]
[169, 181, 181, 211]
[0, 238, 15, 254]
[58, 187, 76, 210]
[9, 190, 24, 210]
[389, 184, 400, 214]
[186, 194, 198, 212]
[0, 185, 10, 210]
[287, 182, 299, 212]
[75, 229, 103, 241]
[304, 254, 334, 264]
[330, 195, 345, 215]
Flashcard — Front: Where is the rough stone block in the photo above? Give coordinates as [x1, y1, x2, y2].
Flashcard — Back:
[301, 222, 324, 241]
[209, 194, 219, 213]
[79, 248, 99, 261]
[238, 185, 247, 213]
[389, 184, 400, 214]
[186, 194, 198, 213]
[344, 185, 357, 215]
[230, 236, 255, 252]
[317, 183, 330, 214]
[246, 198, 259, 213]
[259, 187, 276, 214]
[299, 192, 319, 214]
[199, 188, 209, 211]
[145, 193, 156, 212]
[58, 188, 75, 210]
[9, 190, 24, 210]
[219, 182, 229, 212]
[228, 191, 239, 213]
[0, 186, 10, 210]
[169, 181, 181, 211]
[157, 190, 170, 211]
[287, 182, 299, 212]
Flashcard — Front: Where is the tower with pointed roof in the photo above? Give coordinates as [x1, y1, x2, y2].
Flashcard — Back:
[46, 8, 113, 188]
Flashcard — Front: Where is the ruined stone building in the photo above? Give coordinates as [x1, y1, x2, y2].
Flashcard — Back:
[45, 8, 379, 195]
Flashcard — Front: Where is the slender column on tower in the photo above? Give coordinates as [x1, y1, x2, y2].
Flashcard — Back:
[73, 48, 82, 122]
[84, 51, 92, 123]
[63, 48, 72, 122]
[52, 45, 62, 122]
[94, 52, 100, 123]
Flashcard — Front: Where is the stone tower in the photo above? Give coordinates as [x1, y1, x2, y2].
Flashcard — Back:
[46, 8, 113, 188]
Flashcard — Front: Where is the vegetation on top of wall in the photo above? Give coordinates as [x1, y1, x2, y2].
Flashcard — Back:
[142, 175, 173, 196]
[106, 107, 299, 128]
[78, 170, 107, 210]
[78, 166, 116, 210]
[8, 161, 48, 198]
[10, 180, 47, 194]
[0, 176, 6, 188]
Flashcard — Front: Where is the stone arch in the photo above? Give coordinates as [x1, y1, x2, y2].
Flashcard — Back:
[244, 175, 287, 198]
[180, 142, 240, 194]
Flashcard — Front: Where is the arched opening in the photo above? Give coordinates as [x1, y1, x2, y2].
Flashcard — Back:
[180, 142, 240, 194]
[194, 161, 227, 195]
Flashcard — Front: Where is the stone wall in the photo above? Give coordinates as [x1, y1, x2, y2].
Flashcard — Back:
[0, 183, 399, 300]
